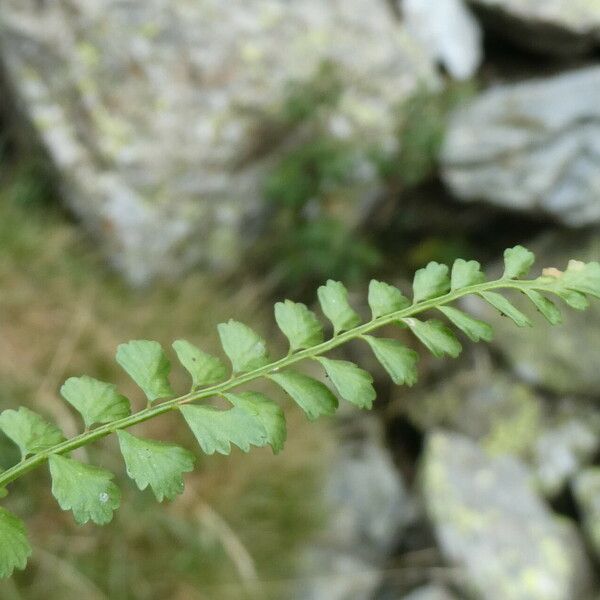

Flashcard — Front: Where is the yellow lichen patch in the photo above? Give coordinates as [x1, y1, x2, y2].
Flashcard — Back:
[483, 387, 542, 456]
[76, 42, 101, 69]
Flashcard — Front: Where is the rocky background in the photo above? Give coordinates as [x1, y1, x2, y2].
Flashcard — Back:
[2, 1, 600, 599]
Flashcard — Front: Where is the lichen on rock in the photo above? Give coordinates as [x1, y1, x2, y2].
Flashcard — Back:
[0, 0, 436, 284]
[421, 431, 593, 600]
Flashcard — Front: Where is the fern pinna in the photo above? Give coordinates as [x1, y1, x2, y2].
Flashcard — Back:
[1, 246, 599, 577]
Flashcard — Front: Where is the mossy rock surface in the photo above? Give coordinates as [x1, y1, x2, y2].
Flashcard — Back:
[400, 367, 600, 496]
[421, 431, 593, 600]
[402, 369, 543, 457]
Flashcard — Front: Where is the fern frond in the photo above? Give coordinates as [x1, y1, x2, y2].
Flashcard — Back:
[0, 245, 599, 577]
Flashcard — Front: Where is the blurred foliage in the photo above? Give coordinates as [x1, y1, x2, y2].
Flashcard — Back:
[373, 81, 549, 272]
[404, 234, 474, 272]
[261, 63, 382, 289]
[0, 164, 330, 600]
[264, 136, 353, 211]
[261, 67, 478, 291]
[271, 217, 380, 289]
[279, 61, 344, 126]
[375, 81, 477, 187]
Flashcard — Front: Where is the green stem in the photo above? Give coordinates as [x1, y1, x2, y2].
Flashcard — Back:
[0, 277, 539, 490]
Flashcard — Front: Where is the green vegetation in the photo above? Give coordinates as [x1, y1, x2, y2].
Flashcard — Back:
[262, 64, 379, 286]
[1, 223, 599, 585]
[375, 82, 476, 186]
[262, 68, 476, 288]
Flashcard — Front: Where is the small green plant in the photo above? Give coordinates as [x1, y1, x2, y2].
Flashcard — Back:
[375, 81, 476, 187]
[263, 79, 476, 287]
[261, 62, 380, 286]
[0, 246, 599, 578]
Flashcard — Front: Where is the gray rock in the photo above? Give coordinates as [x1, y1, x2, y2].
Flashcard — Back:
[402, 369, 544, 457]
[401, 367, 600, 496]
[0, 0, 435, 284]
[401, 584, 458, 600]
[296, 549, 382, 600]
[573, 468, 600, 561]
[297, 416, 416, 600]
[324, 416, 416, 558]
[468, 0, 600, 55]
[463, 231, 600, 396]
[402, 0, 483, 80]
[532, 399, 600, 496]
[441, 67, 600, 226]
[421, 431, 593, 600]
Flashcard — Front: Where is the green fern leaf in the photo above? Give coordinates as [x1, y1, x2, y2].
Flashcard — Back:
[61, 376, 131, 429]
[437, 306, 493, 342]
[274, 300, 324, 352]
[180, 405, 267, 455]
[48, 455, 120, 525]
[404, 318, 462, 358]
[368, 280, 410, 319]
[116, 340, 173, 403]
[2, 247, 600, 581]
[552, 287, 588, 310]
[363, 336, 419, 386]
[0, 508, 31, 578]
[560, 260, 600, 298]
[217, 320, 270, 373]
[412, 262, 450, 303]
[0, 408, 64, 458]
[315, 357, 376, 410]
[224, 392, 286, 454]
[172, 339, 227, 389]
[450, 259, 485, 290]
[522, 290, 562, 325]
[117, 431, 195, 502]
[317, 280, 361, 335]
[269, 371, 338, 420]
[480, 291, 532, 327]
[503, 245, 535, 279]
